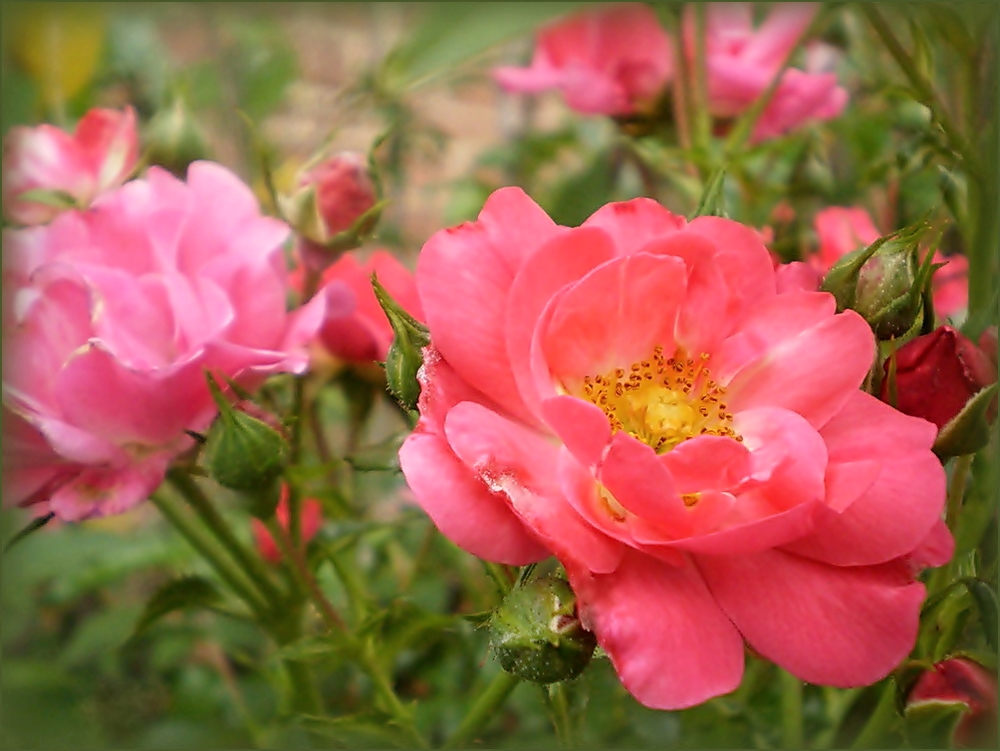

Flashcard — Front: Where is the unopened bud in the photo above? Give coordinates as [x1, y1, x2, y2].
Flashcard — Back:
[490, 576, 597, 684]
[372, 274, 429, 412]
[143, 98, 208, 177]
[905, 658, 998, 749]
[202, 373, 289, 517]
[280, 151, 382, 253]
[821, 222, 935, 340]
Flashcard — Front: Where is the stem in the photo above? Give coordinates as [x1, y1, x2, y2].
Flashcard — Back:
[355, 640, 429, 749]
[928, 454, 975, 597]
[546, 682, 575, 748]
[691, 3, 712, 156]
[167, 469, 285, 609]
[780, 670, 804, 749]
[850, 682, 900, 749]
[151, 492, 271, 619]
[444, 670, 520, 749]
[264, 518, 345, 632]
[284, 655, 324, 717]
[862, 5, 976, 175]
[288, 376, 308, 548]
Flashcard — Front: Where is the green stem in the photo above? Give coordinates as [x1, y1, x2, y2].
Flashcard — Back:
[691, 3, 712, 156]
[780, 669, 804, 749]
[288, 376, 307, 548]
[264, 518, 345, 631]
[167, 469, 285, 609]
[546, 682, 575, 748]
[284, 655, 324, 717]
[151, 492, 270, 619]
[862, 5, 976, 175]
[355, 640, 429, 749]
[444, 670, 520, 749]
[850, 682, 901, 749]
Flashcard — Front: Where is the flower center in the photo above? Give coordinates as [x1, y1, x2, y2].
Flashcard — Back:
[579, 345, 741, 454]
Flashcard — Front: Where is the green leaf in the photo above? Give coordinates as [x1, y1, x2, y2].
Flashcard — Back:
[688, 167, 728, 219]
[227, 20, 298, 120]
[273, 635, 344, 662]
[133, 575, 223, 636]
[546, 148, 616, 227]
[966, 578, 998, 653]
[381, 3, 583, 90]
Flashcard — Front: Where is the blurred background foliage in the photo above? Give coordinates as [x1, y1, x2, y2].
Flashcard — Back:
[1, 2, 998, 749]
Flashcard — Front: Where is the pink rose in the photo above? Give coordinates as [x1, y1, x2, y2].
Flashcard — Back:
[907, 658, 998, 748]
[2, 107, 139, 226]
[813, 207, 969, 318]
[253, 485, 324, 563]
[494, 4, 673, 116]
[2, 161, 350, 521]
[688, 3, 847, 141]
[313, 250, 424, 364]
[400, 188, 948, 709]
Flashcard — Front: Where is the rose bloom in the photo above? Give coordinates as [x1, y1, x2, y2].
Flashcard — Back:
[253, 486, 324, 563]
[687, 3, 847, 142]
[399, 188, 949, 709]
[908, 658, 998, 748]
[2, 161, 349, 520]
[2, 107, 139, 226]
[311, 250, 424, 364]
[493, 4, 673, 117]
[813, 207, 969, 319]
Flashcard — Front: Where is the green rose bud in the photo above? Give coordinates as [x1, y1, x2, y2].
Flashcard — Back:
[490, 576, 597, 684]
[202, 373, 289, 517]
[372, 274, 429, 412]
[821, 221, 936, 340]
[143, 98, 208, 177]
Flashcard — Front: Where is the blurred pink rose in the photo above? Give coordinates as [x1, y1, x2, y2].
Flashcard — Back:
[284, 151, 377, 246]
[687, 3, 847, 141]
[400, 187, 948, 709]
[2, 161, 350, 520]
[2, 107, 139, 226]
[813, 207, 969, 318]
[253, 485, 324, 563]
[313, 250, 424, 364]
[494, 4, 673, 116]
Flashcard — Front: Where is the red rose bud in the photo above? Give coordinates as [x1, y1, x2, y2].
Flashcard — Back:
[281, 151, 381, 251]
[252, 485, 324, 563]
[882, 326, 998, 431]
[906, 658, 998, 749]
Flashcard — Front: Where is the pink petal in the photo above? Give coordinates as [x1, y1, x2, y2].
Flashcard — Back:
[697, 550, 925, 687]
[581, 198, 686, 252]
[660, 435, 751, 493]
[820, 390, 938, 462]
[908, 520, 955, 570]
[539, 254, 687, 383]
[599, 431, 690, 532]
[568, 549, 745, 709]
[398, 431, 548, 565]
[505, 226, 616, 418]
[47, 457, 169, 521]
[726, 310, 874, 429]
[540, 394, 612, 469]
[417, 188, 560, 424]
[444, 401, 622, 574]
[743, 3, 818, 68]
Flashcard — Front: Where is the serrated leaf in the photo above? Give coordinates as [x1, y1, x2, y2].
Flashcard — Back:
[133, 575, 223, 636]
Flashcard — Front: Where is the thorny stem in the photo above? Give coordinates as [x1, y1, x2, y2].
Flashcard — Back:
[167, 469, 285, 609]
[862, 5, 977, 177]
[151, 491, 270, 620]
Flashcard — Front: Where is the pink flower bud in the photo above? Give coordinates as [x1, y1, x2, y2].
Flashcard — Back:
[252, 485, 324, 564]
[2, 106, 138, 225]
[882, 326, 998, 429]
[283, 151, 377, 246]
[907, 658, 998, 748]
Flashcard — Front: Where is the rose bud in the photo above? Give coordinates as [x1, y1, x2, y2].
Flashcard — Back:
[252, 485, 323, 564]
[202, 374, 289, 518]
[143, 98, 208, 177]
[372, 274, 430, 412]
[490, 576, 597, 684]
[281, 151, 381, 267]
[882, 326, 998, 430]
[906, 658, 998, 749]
